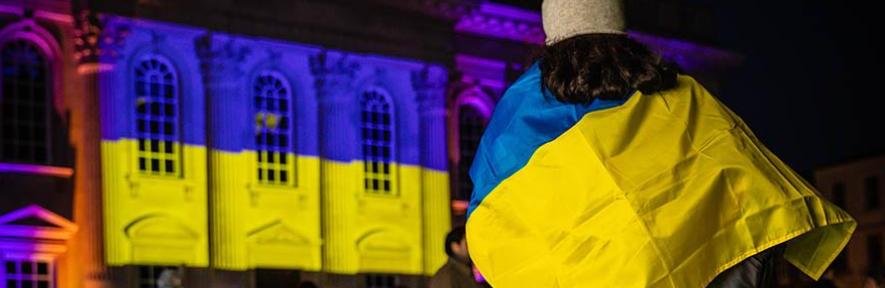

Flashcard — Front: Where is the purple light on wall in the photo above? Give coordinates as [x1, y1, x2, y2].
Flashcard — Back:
[455, 91, 494, 119]
[455, 2, 545, 45]
[628, 30, 743, 73]
[0, 204, 78, 250]
[451, 3, 741, 74]
[0, 162, 74, 177]
[0, 20, 67, 116]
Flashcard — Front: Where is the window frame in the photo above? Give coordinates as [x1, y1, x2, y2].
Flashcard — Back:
[252, 70, 297, 187]
[449, 88, 494, 214]
[360, 88, 398, 197]
[0, 39, 53, 165]
[455, 102, 489, 202]
[1, 254, 55, 288]
[131, 54, 183, 178]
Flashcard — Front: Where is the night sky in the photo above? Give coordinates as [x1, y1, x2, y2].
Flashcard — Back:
[711, 1, 883, 174]
[495, 0, 885, 174]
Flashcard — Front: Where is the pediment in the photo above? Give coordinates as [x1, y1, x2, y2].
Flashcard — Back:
[247, 220, 310, 246]
[0, 205, 77, 240]
[125, 215, 198, 241]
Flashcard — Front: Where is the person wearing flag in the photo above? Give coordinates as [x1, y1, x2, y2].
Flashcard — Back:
[465, 0, 856, 287]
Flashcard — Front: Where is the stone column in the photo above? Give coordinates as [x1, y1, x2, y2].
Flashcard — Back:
[411, 65, 451, 275]
[195, 33, 251, 270]
[71, 8, 128, 288]
[309, 51, 360, 274]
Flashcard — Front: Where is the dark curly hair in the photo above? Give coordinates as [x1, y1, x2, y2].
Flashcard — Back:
[540, 33, 678, 103]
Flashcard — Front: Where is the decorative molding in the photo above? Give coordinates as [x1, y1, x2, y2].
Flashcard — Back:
[76, 63, 114, 75]
[0, 162, 73, 178]
[411, 65, 448, 113]
[356, 229, 411, 254]
[454, 54, 507, 90]
[356, 228, 413, 271]
[0, 19, 64, 63]
[309, 50, 360, 102]
[0, 18, 68, 117]
[0, 204, 78, 241]
[123, 173, 197, 200]
[453, 86, 494, 119]
[33, 10, 74, 24]
[454, 2, 544, 44]
[0, 3, 73, 23]
[246, 183, 301, 208]
[194, 33, 251, 82]
[374, 0, 478, 20]
[450, 1, 746, 71]
[124, 215, 198, 241]
[73, 10, 130, 65]
[148, 30, 167, 47]
[125, 216, 200, 264]
[309, 51, 358, 79]
[247, 220, 312, 246]
[411, 65, 448, 91]
[263, 48, 283, 64]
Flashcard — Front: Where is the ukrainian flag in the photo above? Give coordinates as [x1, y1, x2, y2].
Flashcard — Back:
[466, 62, 856, 287]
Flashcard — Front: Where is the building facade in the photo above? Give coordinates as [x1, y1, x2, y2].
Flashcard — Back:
[0, 0, 741, 287]
[811, 155, 885, 288]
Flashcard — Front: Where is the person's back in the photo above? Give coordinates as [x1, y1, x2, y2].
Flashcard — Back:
[428, 259, 478, 288]
[464, 0, 855, 287]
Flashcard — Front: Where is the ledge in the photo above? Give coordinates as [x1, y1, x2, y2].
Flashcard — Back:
[0, 163, 74, 178]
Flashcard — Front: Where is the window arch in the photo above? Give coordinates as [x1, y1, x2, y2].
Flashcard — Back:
[133, 55, 180, 177]
[361, 89, 395, 196]
[0, 40, 51, 164]
[253, 71, 295, 186]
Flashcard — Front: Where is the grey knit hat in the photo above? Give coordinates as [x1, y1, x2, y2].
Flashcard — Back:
[542, 0, 626, 45]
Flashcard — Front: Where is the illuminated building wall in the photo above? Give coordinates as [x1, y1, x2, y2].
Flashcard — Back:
[97, 16, 210, 268]
[93, 15, 450, 281]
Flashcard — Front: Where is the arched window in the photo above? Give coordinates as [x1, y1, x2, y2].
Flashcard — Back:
[456, 103, 488, 201]
[361, 89, 395, 196]
[134, 55, 180, 177]
[253, 72, 295, 186]
[0, 40, 50, 164]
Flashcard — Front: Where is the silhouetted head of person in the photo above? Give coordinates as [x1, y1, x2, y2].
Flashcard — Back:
[445, 226, 469, 262]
